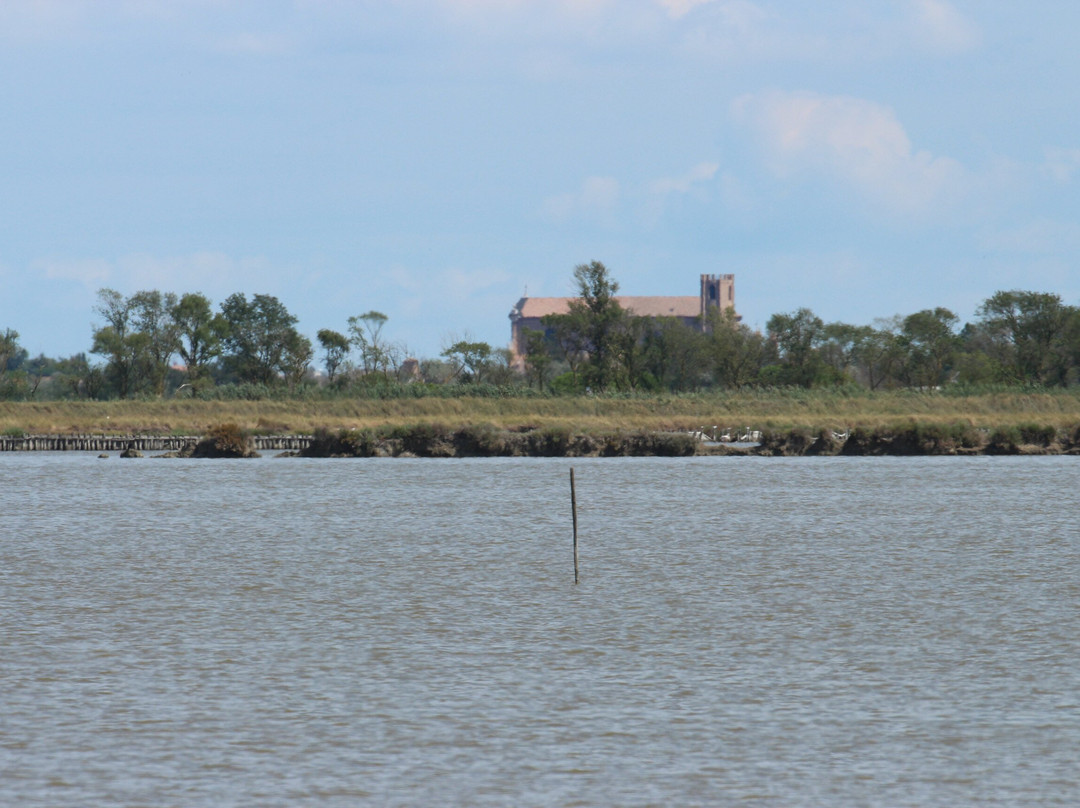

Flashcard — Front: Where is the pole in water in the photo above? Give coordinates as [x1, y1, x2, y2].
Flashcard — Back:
[570, 467, 579, 584]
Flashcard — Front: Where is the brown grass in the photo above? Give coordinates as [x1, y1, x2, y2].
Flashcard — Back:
[4, 389, 1080, 436]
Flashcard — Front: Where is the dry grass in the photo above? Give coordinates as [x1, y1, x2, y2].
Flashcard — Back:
[4, 389, 1080, 436]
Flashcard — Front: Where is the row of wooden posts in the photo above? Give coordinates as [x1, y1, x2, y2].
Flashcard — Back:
[0, 434, 314, 452]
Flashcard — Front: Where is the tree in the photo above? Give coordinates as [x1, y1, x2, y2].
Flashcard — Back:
[641, 317, 706, 392]
[53, 353, 93, 399]
[281, 331, 314, 392]
[704, 307, 766, 389]
[820, 322, 874, 384]
[765, 308, 829, 387]
[976, 291, 1073, 384]
[172, 293, 225, 390]
[568, 260, 628, 391]
[897, 307, 960, 388]
[441, 340, 493, 383]
[851, 321, 905, 390]
[218, 293, 301, 386]
[522, 329, 553, 390]
[614, 316, 653, 390]
[542, 308, 590, 389]
[317, 328, 351, 384]
[348, 311, 394, 378]
[91, 288, 148, 398]
[130, 290, 180, 397]
[0, 329, 21, 398]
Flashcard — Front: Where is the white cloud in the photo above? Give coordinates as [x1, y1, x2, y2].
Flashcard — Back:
[733, 90, 966, 214]
[981, 219, 1080, 255]
[1043, 148, 1080, 184]
[31, 252, 275, 294]
[214, 32, 294, 56]
[657, 0, 719, 20]
[542, 176, 621, 226]
[35, 257, 113, 287]
[383, 264, 516, 350]
[907, 0, 980, 53]
[650, 161, 719, 195]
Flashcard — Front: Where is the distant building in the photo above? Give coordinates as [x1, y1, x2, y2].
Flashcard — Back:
[509, 273, 735, 360]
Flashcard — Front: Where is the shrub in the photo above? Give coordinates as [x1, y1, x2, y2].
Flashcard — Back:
[1017, 423, 1057, 446]
[340, 428, 379, 457]
[390, 422, 455, 456]
[526, 426, 573, 456]
[454, 423, 515, 456]
[192, 422, 256, 458]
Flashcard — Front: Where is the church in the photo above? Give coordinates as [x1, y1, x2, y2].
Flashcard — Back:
[508, 273, 735, 359]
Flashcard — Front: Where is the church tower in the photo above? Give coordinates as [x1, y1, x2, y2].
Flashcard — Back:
[700, 274, 735, 319]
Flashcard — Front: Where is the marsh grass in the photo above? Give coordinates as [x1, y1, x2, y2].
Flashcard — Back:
[3, 388, 1080, 436]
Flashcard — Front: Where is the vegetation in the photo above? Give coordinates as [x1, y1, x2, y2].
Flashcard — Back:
[4, 261, 1080, 410]
[3, 387, 1080, 438]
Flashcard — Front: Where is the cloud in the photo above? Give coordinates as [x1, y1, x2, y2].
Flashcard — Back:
[34, 257, 113, 287]
[907, 0, 980, 53]
[31, 252, 275, 294]
[643, 161, 721, 223]
[657, 0, 719, 19]
[542, 176, 621, 226]
[214, 32, 294, 56]
[382, 264, 516, 348]
[733, 90, 966, 215]
[650, 161, 719, 195]
[1043, 148, 1080, 184]
[981, 219, 1080, 255]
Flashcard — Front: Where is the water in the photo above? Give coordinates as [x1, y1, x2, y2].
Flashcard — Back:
[2, 453, 1078, 806]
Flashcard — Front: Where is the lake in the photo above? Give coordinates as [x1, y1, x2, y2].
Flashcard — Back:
[2, 453, 1078, 806]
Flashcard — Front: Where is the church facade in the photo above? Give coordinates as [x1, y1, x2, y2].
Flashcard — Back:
[508, 273, 735, 359]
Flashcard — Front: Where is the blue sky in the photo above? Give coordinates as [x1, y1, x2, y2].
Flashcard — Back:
[2, 0, 1078, 364]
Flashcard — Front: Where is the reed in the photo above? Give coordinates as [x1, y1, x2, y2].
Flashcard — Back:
[3, 388, 1080, 436]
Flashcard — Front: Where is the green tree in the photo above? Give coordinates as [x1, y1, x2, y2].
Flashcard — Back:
[317, 328, 351, 384]
[567, 260, 627, 391]
[442, 340, 493, 383]
[0, 328, 22, 398]
[642, 317, 706, 392]
[91, 288, 148, 398]
[53, 353, 94, 399]
[851, 321, 905, 390]
[614, 316, 653, 390]
[219, 293, 301, 386]
[171, 292, 225, 390]
[348, 311, 394, 378]
[765, 308, 829, 387]
[130, 290, 180, 397]
[542, 308, 590, 389]
[820, 322, 874, 384]
[282, 331, 314, 392]
[976, 291, 1073, 384]
[704, 307, 766, 389]
[897, 307, 960, 388]
[522, 329, 553, 390]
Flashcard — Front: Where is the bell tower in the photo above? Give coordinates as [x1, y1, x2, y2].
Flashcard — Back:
[700, 274, 735, 319]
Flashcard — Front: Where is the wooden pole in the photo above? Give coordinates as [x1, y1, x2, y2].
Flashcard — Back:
[570, 467, 579, 584]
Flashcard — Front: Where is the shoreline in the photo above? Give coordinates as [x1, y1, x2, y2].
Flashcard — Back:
[3, 423, 1079, 457]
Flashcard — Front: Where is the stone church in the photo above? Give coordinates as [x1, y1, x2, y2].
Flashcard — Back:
[509, 273, 735, 359]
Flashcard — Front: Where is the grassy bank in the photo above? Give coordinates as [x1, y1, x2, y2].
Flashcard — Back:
[4, 388, 1080, 436]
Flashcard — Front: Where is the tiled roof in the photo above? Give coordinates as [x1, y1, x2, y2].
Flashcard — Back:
[514, 295, 699, 319]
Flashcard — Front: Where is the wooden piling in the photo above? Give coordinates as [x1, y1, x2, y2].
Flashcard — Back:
[570, 467, 579, 584]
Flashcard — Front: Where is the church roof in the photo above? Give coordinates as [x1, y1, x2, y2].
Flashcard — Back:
[513, 295, 700, 320]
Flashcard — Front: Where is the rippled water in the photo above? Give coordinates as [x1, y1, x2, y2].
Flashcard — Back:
[2, 453, 1079, 806]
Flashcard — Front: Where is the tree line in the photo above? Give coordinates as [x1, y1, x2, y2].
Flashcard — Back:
[0, 288, 520, 400]
[2, 263, 1080, 400]
[525, 261, 1080, 393]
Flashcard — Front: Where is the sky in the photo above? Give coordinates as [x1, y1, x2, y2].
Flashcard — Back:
[2, 0, 1079, 365]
